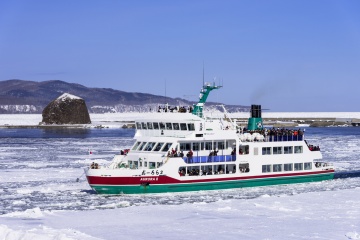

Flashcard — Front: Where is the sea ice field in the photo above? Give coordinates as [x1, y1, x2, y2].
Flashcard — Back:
[0, 114, 360, 239]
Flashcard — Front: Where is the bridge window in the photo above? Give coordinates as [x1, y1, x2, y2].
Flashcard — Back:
[180, 123, 187, 131]
[284, 163, 293, 171]
[153, 142, 164, 151]
[144, 142, 156, 151]
[147, 122, 153, 129]
[136, 122, 142, 129]
[141, 122, 147, 129]
[159, 122, 165, 130]
[284, 146, 293, 154]
[153, 122, 159, 129]
[132, 141, 142, 150]
[173, 123, 180, 130]
[166, 123, 172, 130]
[162, 143, 173, 152]
[138, 142, 147, 151]
[187, 123, 195, 131]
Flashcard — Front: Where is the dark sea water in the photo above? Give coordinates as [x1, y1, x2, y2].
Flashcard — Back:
[0, 127, 360, 215]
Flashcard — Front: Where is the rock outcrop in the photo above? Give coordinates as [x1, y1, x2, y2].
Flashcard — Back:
[42, 93, 91, 124]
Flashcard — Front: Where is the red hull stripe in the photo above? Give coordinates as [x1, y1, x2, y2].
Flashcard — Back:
[87, 170, 334, 186]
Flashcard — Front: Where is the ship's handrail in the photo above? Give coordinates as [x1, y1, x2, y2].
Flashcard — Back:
[238, 133, 304, 142]
[183, 155, 236, 164]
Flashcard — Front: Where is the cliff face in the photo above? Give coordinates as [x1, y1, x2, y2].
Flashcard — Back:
[42, 93, 91, 124]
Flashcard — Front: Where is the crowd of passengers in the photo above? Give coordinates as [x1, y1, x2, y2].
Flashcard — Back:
[242, 127, 304, 137]
[167, 148, 186, 157]
[304, 140, 320, 151]
[158, 105, 193, 113]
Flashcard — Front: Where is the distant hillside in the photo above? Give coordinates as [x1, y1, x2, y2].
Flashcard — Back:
[0, 79, 249, 114]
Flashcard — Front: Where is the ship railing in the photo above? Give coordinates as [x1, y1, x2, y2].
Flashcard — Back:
[183, 155, 236, 164]
[266, 135, 303, 142]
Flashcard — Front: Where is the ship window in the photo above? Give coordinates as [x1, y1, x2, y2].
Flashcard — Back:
[173, 123, 180, 130]
[144, 161, 148, 167]
[217, 142, 225, 150]
[136, 122, 142, 129]
[188, 166, 200, 176]
[138, 142, 147, 151]
[153, 142, 164, 151]
[187, 123, 195, 131]
[205, 142, 213, 150]
[141, 122, 147, 129]
[132, 141, 142, 150]
[262, 165, 271, 173]
[149, 162, 156, 169]
[180, 123, 187, 130]
[273, 147, 282, 155]
[273, 164, 282, 172]
[262, 147, 271, 155]
[226, 164, 236, 174]
[144, 142, 156, 151]
[153, 122, 159, 129]
[128, 160, 133, 169]
[162, 143, 172, 152]
[166, 123, 173, 130]
[240, 145, 249, 155]
[178, 167, 186, 176]
[214, 164, 225, 174]
[180, 142, 191, 151]
[239, 163, 249, 173]
[294, 163, 303, 171]
[159, 122, 165, 130]
[294, 146, 303, 154]
[147, 122, 153, 129]
[193, 142, 200, 151]
[284, 146, 293, 154]
[133, 161, 139, 169]
[304, 162, 312, 170]
[284, 163, 293, 171]
[201, 142, 205, 150]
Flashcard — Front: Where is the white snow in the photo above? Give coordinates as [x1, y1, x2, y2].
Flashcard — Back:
[57, 93, 82, 101]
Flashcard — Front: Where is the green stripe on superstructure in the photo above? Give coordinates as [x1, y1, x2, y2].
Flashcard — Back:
[90, 172, 334, 194]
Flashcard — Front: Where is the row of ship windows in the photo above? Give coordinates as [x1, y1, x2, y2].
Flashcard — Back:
[262, 162, 312, 173]
[132, 141, 173, 152]
[136, 122, 195, 131]
[261, 146, 303, 155]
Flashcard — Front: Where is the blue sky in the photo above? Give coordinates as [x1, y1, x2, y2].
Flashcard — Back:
[1, 0, 360, 111]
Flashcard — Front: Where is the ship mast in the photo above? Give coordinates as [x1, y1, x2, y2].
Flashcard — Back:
[192, 82, 222, 118]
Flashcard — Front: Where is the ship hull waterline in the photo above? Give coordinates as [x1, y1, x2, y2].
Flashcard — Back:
[87, 171, 334, 194]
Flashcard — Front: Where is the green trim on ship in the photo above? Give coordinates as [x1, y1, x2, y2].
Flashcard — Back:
[90, 172, 334, 194]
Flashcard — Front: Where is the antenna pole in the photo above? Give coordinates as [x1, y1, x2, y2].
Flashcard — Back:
[202, 61, 205, 86]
